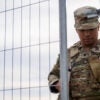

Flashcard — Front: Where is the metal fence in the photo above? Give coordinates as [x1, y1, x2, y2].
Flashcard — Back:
[1, 0, 99, 100]
[0, 0, 60, 100]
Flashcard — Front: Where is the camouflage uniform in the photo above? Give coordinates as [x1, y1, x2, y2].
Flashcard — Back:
[48, 6, 100, 100]
[48, 41, 100, 100]
[70, 41, 100, 100]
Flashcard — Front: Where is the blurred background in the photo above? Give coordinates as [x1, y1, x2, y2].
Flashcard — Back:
[0, 0, 100, 100]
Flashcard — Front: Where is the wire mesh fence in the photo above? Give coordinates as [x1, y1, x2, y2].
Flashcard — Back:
[0, 0, 60, 100]
[1, 0, 99, 100]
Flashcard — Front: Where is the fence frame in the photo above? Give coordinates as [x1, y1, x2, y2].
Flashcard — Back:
[59, 0, 69, 100]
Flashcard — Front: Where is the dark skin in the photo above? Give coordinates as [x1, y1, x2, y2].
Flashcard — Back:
[55, 25, 100, 92]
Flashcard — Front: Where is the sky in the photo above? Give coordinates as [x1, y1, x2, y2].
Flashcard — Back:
[0, 0, 100, 100]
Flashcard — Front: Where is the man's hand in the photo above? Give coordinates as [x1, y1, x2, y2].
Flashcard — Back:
[55, 81, 60, 92]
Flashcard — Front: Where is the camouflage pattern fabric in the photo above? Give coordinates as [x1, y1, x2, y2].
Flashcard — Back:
[70, 40, 100, 99]
[74, 6, 99, 30]
[48, 40, 100, 100]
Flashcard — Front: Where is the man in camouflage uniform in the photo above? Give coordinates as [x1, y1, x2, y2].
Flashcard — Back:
[48, 6, 100, 100]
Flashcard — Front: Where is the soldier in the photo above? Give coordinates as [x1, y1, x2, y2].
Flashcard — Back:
[48, 6, 100, 100]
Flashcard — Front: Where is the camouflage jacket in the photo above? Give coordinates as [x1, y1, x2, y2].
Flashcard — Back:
[48, 40, 100, 100]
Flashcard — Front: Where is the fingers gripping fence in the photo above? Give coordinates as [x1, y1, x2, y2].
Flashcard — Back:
[0, 0, 68, 100]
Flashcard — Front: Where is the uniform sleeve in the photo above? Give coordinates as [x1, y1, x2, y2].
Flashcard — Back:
[48, 49, 71, 93]
[48, 55, 60, 93]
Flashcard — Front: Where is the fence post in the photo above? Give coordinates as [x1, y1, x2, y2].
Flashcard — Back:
[59, 0, 69, 100]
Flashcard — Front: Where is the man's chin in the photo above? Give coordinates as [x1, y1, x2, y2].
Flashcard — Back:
[84, 43, 95, 48]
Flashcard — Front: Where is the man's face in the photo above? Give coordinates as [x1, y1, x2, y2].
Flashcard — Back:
[76, 26, 99, 48]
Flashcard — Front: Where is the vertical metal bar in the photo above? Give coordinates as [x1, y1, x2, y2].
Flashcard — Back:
[48, 0, 51, 100]
[29, 0, 31, 100]
[3, 0, 6, 100]
[12, 0, 14, 100]
[39, 0, 41, 100]
[59, 0, 69, 100]
[20, 0, 22, 100]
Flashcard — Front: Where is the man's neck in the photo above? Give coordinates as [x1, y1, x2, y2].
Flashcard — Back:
[82, 42, 98, 51]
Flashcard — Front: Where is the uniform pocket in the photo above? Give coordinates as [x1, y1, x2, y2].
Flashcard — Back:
[88, 55, 100, 82]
